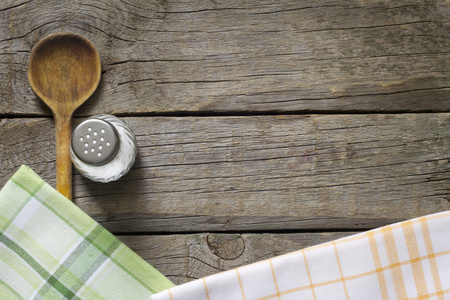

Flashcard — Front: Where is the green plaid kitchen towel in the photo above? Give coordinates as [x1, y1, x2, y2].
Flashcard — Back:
[0, 165, 175, 299]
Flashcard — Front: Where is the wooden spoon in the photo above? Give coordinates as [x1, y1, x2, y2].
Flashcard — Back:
[28, 33, 101, 200]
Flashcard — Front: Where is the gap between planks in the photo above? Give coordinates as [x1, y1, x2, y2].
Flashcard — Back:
[1, 109, 449, 119]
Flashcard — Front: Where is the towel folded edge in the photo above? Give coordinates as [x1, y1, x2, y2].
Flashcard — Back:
[1, 165, 176, 293]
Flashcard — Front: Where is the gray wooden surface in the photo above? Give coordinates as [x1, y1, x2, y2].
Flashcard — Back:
[1, 0, 449, 285]
[117, 232, 355, 283]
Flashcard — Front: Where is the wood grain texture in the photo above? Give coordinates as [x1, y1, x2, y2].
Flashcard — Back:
[1, 114, 448, 232]
[117, 232, 355, 284]
[1, 0, 449, 115]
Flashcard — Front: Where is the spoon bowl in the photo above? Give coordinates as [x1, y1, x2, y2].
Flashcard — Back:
[28, 33, 101, 200]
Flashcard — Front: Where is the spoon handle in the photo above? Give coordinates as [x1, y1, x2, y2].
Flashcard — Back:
[55, 114, 73, 201]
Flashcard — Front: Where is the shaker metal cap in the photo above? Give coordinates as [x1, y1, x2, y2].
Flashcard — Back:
[71, 118, 119, 165]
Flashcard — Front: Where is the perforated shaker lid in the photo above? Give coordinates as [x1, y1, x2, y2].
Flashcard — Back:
[71, 118, 119, 165]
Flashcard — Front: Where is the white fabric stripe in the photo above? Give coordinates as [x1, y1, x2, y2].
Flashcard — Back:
[12, 197, 41, 229]
[27, 218, 98, 299]
[28, 235, 86, 300]
[1, 165, 174, 299]
[74, 244, 125, 298]
[0, 252, 36, 299]
[59, 222, 98, 264]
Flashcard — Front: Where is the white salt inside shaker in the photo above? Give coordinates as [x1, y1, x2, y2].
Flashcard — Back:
[70, 114, 137, 183]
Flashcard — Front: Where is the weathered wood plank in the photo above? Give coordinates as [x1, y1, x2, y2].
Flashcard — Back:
[1, 0, 448, 115]
[117, 232, 355, 284]
[1, 114, 448, 232]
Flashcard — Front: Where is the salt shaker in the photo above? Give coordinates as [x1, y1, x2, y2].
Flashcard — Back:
[70, 114, 137, 183]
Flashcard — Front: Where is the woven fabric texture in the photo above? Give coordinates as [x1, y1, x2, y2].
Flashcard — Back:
[0, 165, 174, 299]
[152, 211, 450, 300]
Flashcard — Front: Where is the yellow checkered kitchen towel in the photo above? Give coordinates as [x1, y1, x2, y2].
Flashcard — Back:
[152, 211, 450, 300]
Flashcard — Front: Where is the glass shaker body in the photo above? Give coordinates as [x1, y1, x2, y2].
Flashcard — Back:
[70, 114, 137, 183]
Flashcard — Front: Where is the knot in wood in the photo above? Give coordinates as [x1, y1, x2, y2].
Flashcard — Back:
[207, 234, 245, 260]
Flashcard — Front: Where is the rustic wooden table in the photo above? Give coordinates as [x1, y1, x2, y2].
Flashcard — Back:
[1, 0, 449, 285]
